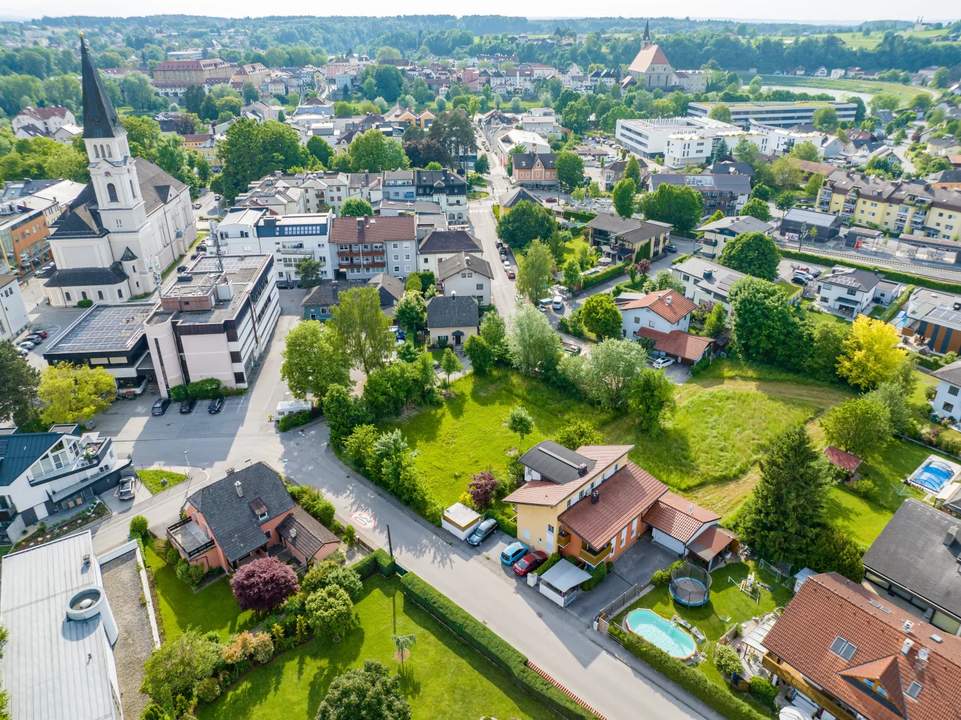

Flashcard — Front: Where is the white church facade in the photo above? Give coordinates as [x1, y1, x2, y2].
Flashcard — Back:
[44, 39, 195, 307]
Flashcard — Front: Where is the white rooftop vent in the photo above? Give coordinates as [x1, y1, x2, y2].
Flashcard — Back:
[66, 586, 118, 646]
[917, 647, 930, 662]
[234, 479, 243, 497]
[930, 633, 944, 643]
[902, 638, 914, 655]
[903, 619, 915, 634]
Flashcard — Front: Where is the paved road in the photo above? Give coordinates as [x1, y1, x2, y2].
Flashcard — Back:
[87, 293, 713, 720]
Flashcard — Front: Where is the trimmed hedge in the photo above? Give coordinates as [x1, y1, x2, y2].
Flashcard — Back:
[169, 378, 244, 401]
[350, 548, 396, 579]
[609, 625, 769, 720]
[400, 573, 597, 720]
[579, 262, 628, 291]
[780, 249, 961, 295]
[562, 209, 597, 223]
[277, 408, 319, 432]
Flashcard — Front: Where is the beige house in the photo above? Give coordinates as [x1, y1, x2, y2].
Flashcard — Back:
[426, 294, 478, 347]
[437, 252, 492, 306]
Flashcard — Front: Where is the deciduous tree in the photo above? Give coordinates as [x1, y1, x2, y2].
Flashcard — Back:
[496, 200, 556, 249]
[38, 363, 116, 425]
[516, 239, 554, 304]
[612, 177, 636, 219]
[281, 321, 350, 401]
[463, 335, 494, 375]
[295, 257, 322, 286]
[836, 316, 907, 391]
[339, 197, 374, 217]
[638, 183, 703, 235]
[348, 129, 409, 172]
[315, 661, 411, 720]
[508, 303, 561, 376]
[555, 150, 584, 191]
[729, 278, 810, 370]
[141, 630, 221, 708]
[739, 197, 772, 222]
[305, 585, 356, 643]
[440, 347, 460, 386]
[579, 294, 622, 339]
[585, 339, 648, 409]
[627, 368, 676, 430]
[230, 557, 299, 612]
[467, 471, 498, 510]
[393, 291, 427, 337]
[820, 396, 892, 457]
[556, 419, 602, 450]
[506, 405, 534, 442]
[0, 341, 39, 426]
[331, 287, 394, 373]
[718, 231, 780, 280]
[216, 119, 307, 202]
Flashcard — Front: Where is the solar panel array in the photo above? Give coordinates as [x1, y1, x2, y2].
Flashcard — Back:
[47, 303, 154, 353]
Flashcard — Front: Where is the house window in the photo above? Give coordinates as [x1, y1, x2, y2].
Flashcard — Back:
[97, 290, 104, 300]
[906, 681, 922, 700]
[65, 292, 71, 302]
[943, 402, 954, 413]
[106, 183, 118, 203]
[829, 636, 857, 661]
[949, 386, 959, 397]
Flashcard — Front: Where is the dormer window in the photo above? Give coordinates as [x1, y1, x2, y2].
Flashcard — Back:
[830, 636, 857, 661]
[906, 681, 922, 699]
[862, 679, 888, 698]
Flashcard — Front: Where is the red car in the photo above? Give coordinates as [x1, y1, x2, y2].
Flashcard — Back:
[512, 550, 548, 576]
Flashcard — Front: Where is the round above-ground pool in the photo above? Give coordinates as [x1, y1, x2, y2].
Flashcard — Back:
[623, 609, 697, 660]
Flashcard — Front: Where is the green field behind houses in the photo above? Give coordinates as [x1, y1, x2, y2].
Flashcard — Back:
[759, 74, 934, 104]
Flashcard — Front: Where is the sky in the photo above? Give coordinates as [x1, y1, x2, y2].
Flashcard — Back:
[2, 1, 958, 23]
[0, 0, 961, 23]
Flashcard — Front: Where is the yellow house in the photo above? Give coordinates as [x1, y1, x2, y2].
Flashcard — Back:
[503, 441, 734, 569]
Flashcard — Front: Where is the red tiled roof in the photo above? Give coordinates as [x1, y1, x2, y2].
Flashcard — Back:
[762, 572, 961, 720]
[21, 106, 69, 120]
[503, 445, 634, 507]
[644, 491, 719, 544]
[558, 462, 667, 548]
[687, 525, 736, 562]
[617, 289, 696, 324]
[824, 446, 862, 473]
[629, 44, 672, 74]
[635, 328, 713, 363]
[329, 215, 415, 245]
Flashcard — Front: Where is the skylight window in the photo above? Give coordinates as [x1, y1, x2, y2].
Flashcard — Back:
[906, 681, 923, 700]
[830, 636, 857, 661]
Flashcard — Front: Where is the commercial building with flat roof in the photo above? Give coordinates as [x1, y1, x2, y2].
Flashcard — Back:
[0, 274, 28, 341]
[688, 100, 858, 129]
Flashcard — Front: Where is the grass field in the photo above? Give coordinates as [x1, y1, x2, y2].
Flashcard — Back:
[198, 574, 553, 720]
[137, 468, 188, 495]
[759, 75, 933, 104]
[143, 541, 254, 641]
[805, 28, 956, 49]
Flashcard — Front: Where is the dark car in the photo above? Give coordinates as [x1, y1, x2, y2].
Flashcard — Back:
[208, 396, 225, 414]
[513, 550, 548, 576]
[466, 518, 498, 546]
[666, 243, 678, 253]
[178, 398, 196, 414]
[117, 477, 136, 501]
[151, 398, 170, 416]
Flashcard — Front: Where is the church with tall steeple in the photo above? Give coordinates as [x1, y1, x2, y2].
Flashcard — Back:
[43, 38, 196, 307]
[622, 21, 707, 93]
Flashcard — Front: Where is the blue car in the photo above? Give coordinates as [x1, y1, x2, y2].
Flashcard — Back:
[500, 541, 528, 566]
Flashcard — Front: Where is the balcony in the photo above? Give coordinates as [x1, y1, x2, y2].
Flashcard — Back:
[167, 517, 215, 559]
[578, 542, 612, 567]
[557, 532, 572, 549]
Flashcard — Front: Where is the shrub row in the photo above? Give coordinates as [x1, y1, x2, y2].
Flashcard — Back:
[350, 548, 396, 580]
[400, 572, 597, 720]
[287, 484, 336, 528]
[579, 262, 628, 291]
[169, 378, 244, 401]
[562, 209, 597, 223]
[277, 408, 319, 432]
[608, 625, 769, 720]
[779, 249, 961, 295]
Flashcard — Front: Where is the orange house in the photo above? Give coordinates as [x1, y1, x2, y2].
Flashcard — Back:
[512, 152, 558, 188]
[167, 462, 339, 573]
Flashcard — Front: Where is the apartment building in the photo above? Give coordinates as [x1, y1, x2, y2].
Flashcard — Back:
[818, 170, 961, 241]
[329, 215, 417, 280]
[0, 274, 28, 341]
[152, 58, 232, 88]
[688, 100, 858, 129]
[0, 202, 49, 274]
[145, 254, 280, 397]
[256, 213, 335, 286]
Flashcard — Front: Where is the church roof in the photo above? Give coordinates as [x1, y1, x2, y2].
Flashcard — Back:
[44, 262, 128, 288]
[80, 37, 121, 140]
[628, 44, 672, 75]
[119, 247, 138, 261]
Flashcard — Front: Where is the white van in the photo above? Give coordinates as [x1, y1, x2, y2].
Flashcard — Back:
[552, 296, 564, 311]
[275, 399, 312, 418]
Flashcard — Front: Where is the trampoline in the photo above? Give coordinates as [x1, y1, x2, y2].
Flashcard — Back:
[669, 562, 712, 607]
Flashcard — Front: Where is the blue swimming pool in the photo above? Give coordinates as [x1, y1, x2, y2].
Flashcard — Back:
[909, 458, 957, 493]
[624, 609, 697, 659]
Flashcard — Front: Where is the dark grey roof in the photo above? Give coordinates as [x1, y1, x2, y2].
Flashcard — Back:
[369, 273, 405, 304]
[0, 431, 63, 487]
[437, 252, 492, 281]
[512, 152, 556, 170]
[415, 169, 467, 188]
[44, 262, 127, 288]
[819, 267, 880, 293]
[519, 440, 595, 485]
[501, 187, 541, 208]
[187, 462, 294, 563]
[419, 229, 481, 255]
[587, 212, 644, 235]
[782, 207, 841, 228]
[302, 279, 395, 309]
[426, 294, 478, 328]
[80, 38, 120, 140]
[934, 359, 961, 387]
[119, 246, 137, 261]
[276, 507, 339, 559]
[863, 499, 961, 619]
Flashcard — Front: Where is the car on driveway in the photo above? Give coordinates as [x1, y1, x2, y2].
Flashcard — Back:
[467, 518, 498, 546]
[507, 268, 516, 279]
[208, 396, 225, 414]
[562, 341, 581, 355]
[117, 477, 136, 501]
[792, 271, 814, 284]
[513, 550, 548, 576]
[17, 341, 36, 352]
[152, 398, 170, 416]
[666, 243, 678, 253]
[178, 398, 197, 414]
[651, 357, 675, 369]
[500, 541, 529, 566]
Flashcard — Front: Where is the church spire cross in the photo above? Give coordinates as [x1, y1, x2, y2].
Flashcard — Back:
[80, 37, 121, 139]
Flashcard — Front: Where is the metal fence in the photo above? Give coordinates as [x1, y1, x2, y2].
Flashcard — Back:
[597, 583, 649, 623]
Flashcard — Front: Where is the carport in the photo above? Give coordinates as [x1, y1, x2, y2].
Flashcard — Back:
[538, 559, 592, 607]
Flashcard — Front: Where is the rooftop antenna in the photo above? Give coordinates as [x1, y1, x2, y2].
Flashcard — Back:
[211, 222, 225, 274]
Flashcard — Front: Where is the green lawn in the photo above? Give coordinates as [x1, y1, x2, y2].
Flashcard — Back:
[198, 575, 553, 720]
[615, 562, 791, 713]
[138, 468, 187, 495]
[143, 541, 254, 641]
[759, 75, 933, 104]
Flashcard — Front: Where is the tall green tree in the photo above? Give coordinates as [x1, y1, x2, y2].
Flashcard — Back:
[306, 136, 333, 166]
[555, 150, 584, 191]
[339, 198, 374, 217]
[718, 232, 780, 280]
[738, 425, 827, 568]
[508, 303, 561, 377]
[393, 291, 427, 337]
[627, 368, 676, 430]
[612, 178, 636, 220]
[0, 341, 39, 426]
[215, 119, 307, 202]
[516, 239, 554, 304]
[638, 184, 703, 235]
[729, 278, 810, 370]
[141, 630, 221, 709]
[836, 316, 907, 391]
[295, 258, 322, 286]
[496, 200, 556, 249]
[579, 294, 622, 339]
[38, 364, 116, 425]
[315, 661, 411, 720]
[348, 129, 409, 172]
[584, 339, 648, 409]
[331, 287, 394, 373]
[281, 321, 350, 401]
[739, 197, 772, 222]
[624, 156, 642, 186]
[821, 396, 891, 457]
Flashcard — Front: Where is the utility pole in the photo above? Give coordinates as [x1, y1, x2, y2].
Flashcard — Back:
[387, 523, 394, 560]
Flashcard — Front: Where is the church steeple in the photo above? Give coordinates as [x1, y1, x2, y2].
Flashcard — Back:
[80, 36, 121, 139]
[643, 20, 651, 46]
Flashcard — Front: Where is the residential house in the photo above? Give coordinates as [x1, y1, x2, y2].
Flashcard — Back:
[932, 360, 961, 422]
[780, 207, 843, 240]
[330, 215, 417, 280]
[181, 132, 217, 166]
[814, 267, 901, 318]
[255, 213, 335, 286]
[615, 289, 714, 364]
[519, 109, 562, 138]
[511, 153, 559, 188]
[500, 187, 542, 208]
[0, 531, 160, 720]
[383, 170, 416, 202]
[585, 212, 671, 262]
[437, 252, 492, 306]
[0, 202, 49, 274]
[503, 442, 733, 571]
[414, 170, 467, 224]
[0, 274, 28, 342]
[0, 425, 131, 543]
[931, 169, 961, 192]
[144, 254, 280, 398]
[603, 159, 643, 191]
[11, 106, 77, 140]
[649, 173, 751, 215]
[901, 288, 961, 355]
[695, 215, 772, 260]
[761, 572, 961, 720]
[417, 229, 482, 276]
[426, 294, 478, 347]
[301, 274, 403, 321]
[671, 257, 747, 310]
[863, 500, 961, 635]
[167, 463, 340, 574]
[495, 129, 551, 164]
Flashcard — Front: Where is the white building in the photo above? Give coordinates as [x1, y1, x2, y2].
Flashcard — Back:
[671, 257, 748, 310]
[688, 100, 858, 129]
[0, 274, 28, 341]
[11, 105, 77, 140]
[417, 229, 483, 276]
[145, 254, 280, 398]
[695, 215, 773, 260]
[932, 360, 961, 422]
[43, 40, 195, 307]
[614, 288, 695, 339]
[437, 252, 492, 306]
[519, 109, 562, 138]
[256, 213, 335, 285]
[814, 267, 901, 318]
[495, 129, 551, 164]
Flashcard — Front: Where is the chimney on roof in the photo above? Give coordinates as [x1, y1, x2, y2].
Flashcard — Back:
[664, 295, 672, 305]
[234, 480, 243, 498]
[591, 488, 599, 504]
[578, 462, 588, 476]
[903, 619, 915, 634]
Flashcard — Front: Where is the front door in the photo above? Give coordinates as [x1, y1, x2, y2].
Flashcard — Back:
[546, 524, 555, 552]
[620, 526, 628, 550]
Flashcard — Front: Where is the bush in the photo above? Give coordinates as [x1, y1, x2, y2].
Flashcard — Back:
[609, 625, 769, 720]
[749, 675, 777, 709]
[77, 298, 93, 308]
[350, 548, 395, 580]
[580, 561, 608, 591]
[164, 543, 181, 566]
[288, 485, 336, 527]
[650, 560, 681, 587]
[343, 524, 356, 546]
[188, 564, 206, 586]
[713, 643, 742, 677]
[277, 409, 316, 432]
[305, 585, 356, 642]
[195, 677, 221, 703]
[230, 557, 300, 612]
[129, 515, 149, 539]
[400, 572, 595, 720]
[168, 378, 230, 402]
[580, 262, 628, 291]
[302, 561, 363, 600]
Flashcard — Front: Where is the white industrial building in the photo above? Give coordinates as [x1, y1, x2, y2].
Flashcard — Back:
[687, 100, 858, 129]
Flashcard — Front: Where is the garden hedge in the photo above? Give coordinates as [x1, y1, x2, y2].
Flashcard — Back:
[608, 625, 770, 720]
[562, 209, 597, 223]
[168, 378, 244, 401]
[276, 408, 319, 432]
[779, 249, 961, 295]
[579, 262, 628, 291]
[350, 549, 396, 580]
[400, 573, 597, 720]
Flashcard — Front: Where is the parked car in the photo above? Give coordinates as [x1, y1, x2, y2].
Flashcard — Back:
[151, 398, 171, 416]
[178, 398, 196, 414]
[792, 271, 814, 284]
[666, 243, 678, 253]
[35, 263, 55, 278]
[16, 347, 28, 357]
[652, 357, 675, 369]
[192, 202, 201, 209]
[551, 296, 564, 312]
[513, 550, 548, 576]
[500, 541, 529, 566]
[502, 259, 511, 270]
[117, 478, 135, 501]
[507, 268, 516, 280]
[466, 518, 498, 546]
[562, 341, 581, 356]
[208, 397, 225, 414]
[17, 340, 35, 351]
[31, 329, 48, 339]
[23, 334, 44, 344]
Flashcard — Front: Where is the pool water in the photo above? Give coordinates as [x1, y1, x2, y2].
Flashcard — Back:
[624, 608, 697, 659]
[910, 460, 956, 492]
